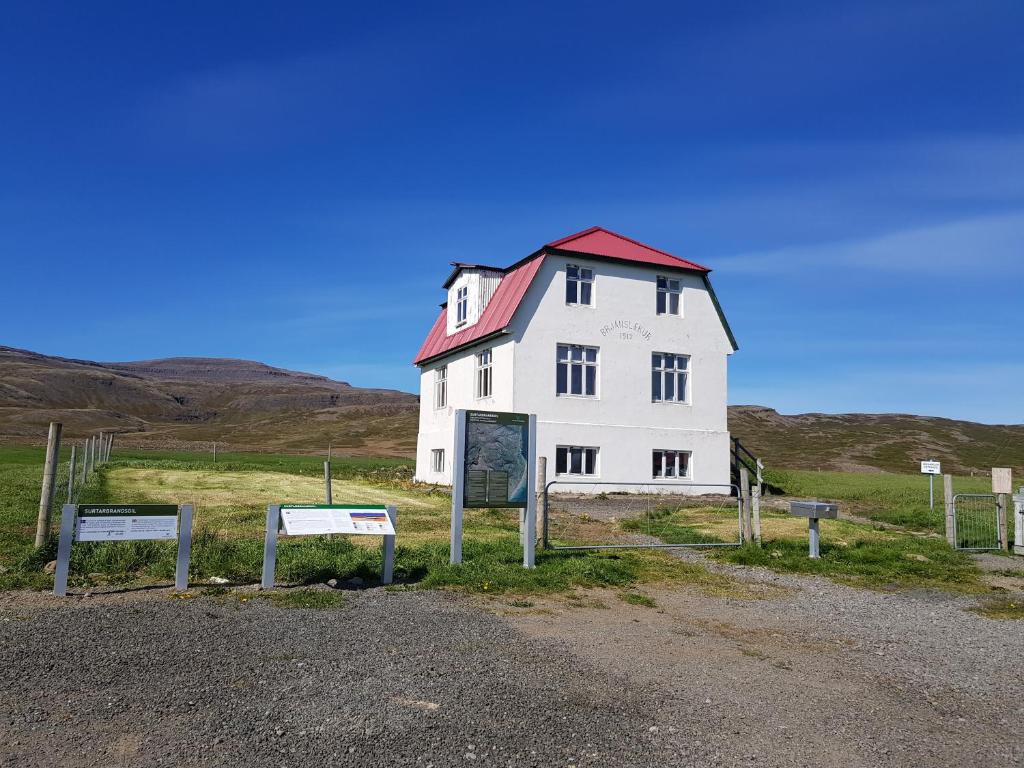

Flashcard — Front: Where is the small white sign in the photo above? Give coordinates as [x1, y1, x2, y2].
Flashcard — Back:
[75, 505, 178, 542]
[920, 460, 941, 475]
[280, 506, 396, 536]
[992, 468, 1013, 495]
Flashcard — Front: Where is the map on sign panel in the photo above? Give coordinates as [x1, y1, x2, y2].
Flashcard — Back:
[464, 410, 529, 508]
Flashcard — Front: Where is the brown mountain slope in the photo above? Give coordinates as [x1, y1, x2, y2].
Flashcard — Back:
[728, 405, 1024, 476]
[0, 346, 418, 456]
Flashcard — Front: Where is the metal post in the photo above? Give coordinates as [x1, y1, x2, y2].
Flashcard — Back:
[106, 433, 114, 461]
[753, 458, 764, 545]
[91, 435, 97, 469]
[97, 433, 105, 464]
[66, 445, 77, 503]
[808, 517, 820, 558]
[324, 461, 332, 504]
[523, 414, 538, 569]
[536, 456, 547, 546]
[381, 506, 396, 585]
[929, 474, 935, 510]
[53, 504, 76, 596]
[175, 504, 194, 591]
[261, 505, 282, 589]
[450, 410, 467, 565]
[35, 422, 63, 547]
[996, 494, 1008, 551]
[943, 474, 955, 546]
[1014, 488, 1024, 556]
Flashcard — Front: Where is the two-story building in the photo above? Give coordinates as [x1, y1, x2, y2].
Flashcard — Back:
[412, 226, 738, 491]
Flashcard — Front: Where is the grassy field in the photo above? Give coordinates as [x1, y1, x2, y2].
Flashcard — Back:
[1, 444, 1017, 596]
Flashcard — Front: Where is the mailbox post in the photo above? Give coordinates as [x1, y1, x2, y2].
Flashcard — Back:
[789, 500, 839, 559]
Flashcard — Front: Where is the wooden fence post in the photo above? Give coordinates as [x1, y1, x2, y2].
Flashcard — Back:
[66, 445, 77, 503]
[324, 460, 332, 504]
[996, 494, 1008, 551]
[536, 456, 547, 545]
[739, 466, 752, 544]
[34, 422, 63, 547]
[943, 474, 955, 547]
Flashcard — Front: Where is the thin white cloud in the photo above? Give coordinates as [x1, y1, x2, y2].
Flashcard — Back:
[717, 210, 1024, 275]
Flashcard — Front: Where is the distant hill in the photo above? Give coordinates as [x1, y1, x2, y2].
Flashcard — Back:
[728, 405, 1024, 476]
[0, 346, 418, 456]
[2, 346, 1021, 473]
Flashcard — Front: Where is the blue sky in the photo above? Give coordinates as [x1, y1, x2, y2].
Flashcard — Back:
[2, 1, 1022, 423]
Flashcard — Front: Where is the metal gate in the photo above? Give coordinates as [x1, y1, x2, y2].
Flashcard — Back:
[542, 481, 744, 551]
[952, 493, 1002, 550]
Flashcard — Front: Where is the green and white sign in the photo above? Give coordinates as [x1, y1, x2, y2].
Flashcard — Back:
[76, 504, 179, 541]
[463, 410, 530, 509]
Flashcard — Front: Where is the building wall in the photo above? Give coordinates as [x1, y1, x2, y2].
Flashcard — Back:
[507, 256, 734, 492]
[414, 336, 515, 484]
[416, 255, 735, 493]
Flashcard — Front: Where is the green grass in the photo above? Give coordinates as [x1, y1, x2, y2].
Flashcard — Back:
[969, 596, 1024, 620]
[713, 537, 983, 591]
[765, 468, 998, 533]
[618, 591, 657, 608]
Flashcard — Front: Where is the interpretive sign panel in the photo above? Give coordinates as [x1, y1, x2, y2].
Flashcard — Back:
[76, 504, 179, 541]
[54, 504, 193, 596]
[463, 410, 530, 509]
[279, 505, 396, 536]
[450, 409, 538, 568]
[262, 504, 397, 589]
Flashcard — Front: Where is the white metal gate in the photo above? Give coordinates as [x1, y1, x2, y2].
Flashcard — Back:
[952, 493, 1002, 551]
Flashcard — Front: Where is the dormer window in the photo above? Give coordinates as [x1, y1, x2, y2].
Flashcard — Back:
[566, 265, 593, 306]
[456, 286, 468, 325]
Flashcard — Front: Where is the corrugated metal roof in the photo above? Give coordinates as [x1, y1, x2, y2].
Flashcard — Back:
[413, 255, 544, 365]
[546, 226, 710, 272]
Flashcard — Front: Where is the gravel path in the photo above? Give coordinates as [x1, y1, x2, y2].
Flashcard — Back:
[1, 588, 710, 768]
[2, 558, 1023, 767]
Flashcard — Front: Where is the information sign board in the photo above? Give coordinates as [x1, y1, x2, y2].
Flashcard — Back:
[920, 461, 941, 475]
[463, 410, 530, 509]
[279, 505, 396, 536]
[76, 504, 179, 541]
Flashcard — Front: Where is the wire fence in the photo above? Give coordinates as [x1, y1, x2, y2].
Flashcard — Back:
[952, 493, 1000, 550]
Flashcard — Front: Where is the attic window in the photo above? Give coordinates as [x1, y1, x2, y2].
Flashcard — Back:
[456, 286, 468, 325]
[656, 276, 681, 316]
[566, 265, 593, 306]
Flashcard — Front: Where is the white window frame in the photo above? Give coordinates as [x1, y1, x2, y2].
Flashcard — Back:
[565, 264, 594, 307]
[475, 348, 493, 399]
[652, 450, 691, 479]
[555, 445, 599, 477]
[651, 353, 690, 404]
[433, 365, 447, 409]
[431, 448, 445, 473]
[556, 344, 598, 398]
[456, 286, 469, 326]
[656, 276, 682, 316]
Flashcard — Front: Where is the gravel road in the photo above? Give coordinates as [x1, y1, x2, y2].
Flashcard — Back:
[2, 563, 1022, 768]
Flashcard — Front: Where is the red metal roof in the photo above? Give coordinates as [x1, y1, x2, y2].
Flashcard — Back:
[546, 226, 710, 272]
[413, 255, 544, 365]
[413, 227, 717, 366]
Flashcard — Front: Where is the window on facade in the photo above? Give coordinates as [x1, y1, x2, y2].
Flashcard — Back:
[656, 276, 682, 315]
[434, 365, 447, 409]
[652, 450, 691, 479]
[431, 449, 445, 473]
[556, 344, 598, 397]
[456, 286, 469, 325]
[475, 349, 493, 398]
[555, 446, 599, 476]
[651, 353, 689, 403]
[565, 264, 594, 306]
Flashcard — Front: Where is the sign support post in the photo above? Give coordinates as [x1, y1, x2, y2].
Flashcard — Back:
[523, 414, 538, 568]
[175, 504, 194, 591]
[450, 409, 467, 565]
[921, 460, 941, 510]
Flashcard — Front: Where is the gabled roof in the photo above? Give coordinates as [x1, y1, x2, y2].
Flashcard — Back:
[544, 226, 710, 272]
[414, 255, 544, 366]
[413, 227, 733, 367]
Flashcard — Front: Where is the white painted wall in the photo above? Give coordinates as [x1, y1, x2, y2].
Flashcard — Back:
[416, 255, 735, 493]
[445, 269, 503, 335]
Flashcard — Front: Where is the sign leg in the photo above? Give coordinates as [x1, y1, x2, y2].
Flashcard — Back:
[261, 505, 281, 589]
[808, 517, 820, 559]
[53, 504, 76, 597]
[175, 504, 194, 591]
[450, 410, 467, 565]
[522, 414, 538, 569]
[382, 506, 396, 585]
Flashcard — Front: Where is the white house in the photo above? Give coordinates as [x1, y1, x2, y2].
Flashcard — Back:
[412, 227, 738, 492]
